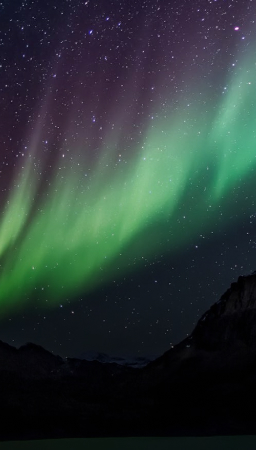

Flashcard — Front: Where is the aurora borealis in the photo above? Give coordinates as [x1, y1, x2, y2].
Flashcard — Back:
[1, 0, 256, 357]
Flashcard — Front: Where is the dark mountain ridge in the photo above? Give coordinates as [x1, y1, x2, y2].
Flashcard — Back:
[2, 272, 256, 440]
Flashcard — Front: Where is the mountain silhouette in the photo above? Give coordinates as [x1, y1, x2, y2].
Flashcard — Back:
[1, 272, 256, 440]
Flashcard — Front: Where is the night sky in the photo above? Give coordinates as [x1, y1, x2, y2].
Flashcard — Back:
[0, 0, 256, 359]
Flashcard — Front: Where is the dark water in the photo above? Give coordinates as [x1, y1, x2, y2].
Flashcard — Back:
[0, 437, 256, 450]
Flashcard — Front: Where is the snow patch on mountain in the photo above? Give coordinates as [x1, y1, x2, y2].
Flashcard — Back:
[78, 350, 159, 368]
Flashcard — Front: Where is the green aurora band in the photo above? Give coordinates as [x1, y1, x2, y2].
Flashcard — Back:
[0, 57, 256, 315]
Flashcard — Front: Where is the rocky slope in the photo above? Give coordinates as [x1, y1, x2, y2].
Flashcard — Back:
[192, 272, 256, 350]
[2, 272, 256, 440]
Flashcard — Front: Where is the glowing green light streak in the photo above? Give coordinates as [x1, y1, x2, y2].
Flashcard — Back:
[0, 120, 195, 313]
[209, 59, 256, 199]
[0, 55, 256, 315]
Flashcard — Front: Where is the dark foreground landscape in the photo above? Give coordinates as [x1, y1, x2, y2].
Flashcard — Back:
[2, 272, 256, 441]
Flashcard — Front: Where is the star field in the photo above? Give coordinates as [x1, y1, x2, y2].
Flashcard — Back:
[0, 0, 256, 358]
